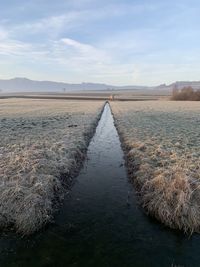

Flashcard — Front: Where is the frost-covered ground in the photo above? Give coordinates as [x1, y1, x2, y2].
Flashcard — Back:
[111, 101, 200, 234]
[0, 99, 104, 235]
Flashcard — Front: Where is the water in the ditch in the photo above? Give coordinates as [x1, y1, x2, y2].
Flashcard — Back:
[1, 103, 200, 267]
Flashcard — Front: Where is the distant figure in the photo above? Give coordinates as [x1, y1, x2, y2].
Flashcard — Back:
[63, 88, 66, 93]
[109, 94, 114, 101]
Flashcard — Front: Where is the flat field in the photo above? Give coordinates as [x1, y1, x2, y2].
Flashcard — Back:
[0, 98, 103, 234]
[111, 101, 200, 233]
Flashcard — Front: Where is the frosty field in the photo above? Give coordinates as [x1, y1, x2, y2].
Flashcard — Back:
[0, 98, 103, 235]
[111, 101, 200, 233]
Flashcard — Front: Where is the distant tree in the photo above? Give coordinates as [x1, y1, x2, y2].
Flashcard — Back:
[171, 86, 200, 101]
[172, 85, 179, 99]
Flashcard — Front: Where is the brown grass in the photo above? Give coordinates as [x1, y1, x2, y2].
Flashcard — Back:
[0, 99, 104, 235]
[141, 167, 200, 234]
[111, 101, 200, 234]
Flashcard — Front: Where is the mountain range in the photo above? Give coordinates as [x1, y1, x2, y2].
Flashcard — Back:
[0, 78, 199, 93]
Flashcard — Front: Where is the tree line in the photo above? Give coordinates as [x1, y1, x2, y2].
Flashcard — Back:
[171, 86, 200, 101]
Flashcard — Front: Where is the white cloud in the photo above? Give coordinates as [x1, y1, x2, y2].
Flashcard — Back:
[1, 1, 200, 85]
[8, 2, 158, 39]
[0, 41, 32, 56]
[59, 38, 109, 63]
[10, 8, 111, 38]
[0, 27, 8, 40]
[13, 13, 81, 36]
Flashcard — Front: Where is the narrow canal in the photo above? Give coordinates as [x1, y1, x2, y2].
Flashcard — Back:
[1, 103, 200, 267]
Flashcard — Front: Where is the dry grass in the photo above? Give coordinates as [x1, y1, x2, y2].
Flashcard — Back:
[0, 99, 104, 235]
[111, 101, 200, 234]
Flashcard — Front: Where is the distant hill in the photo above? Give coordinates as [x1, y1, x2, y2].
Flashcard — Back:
[0, 77, 199, 93]
[0, 78, 112, 92]
[168, 81, 200, 90]
[0, 78, 155, 93]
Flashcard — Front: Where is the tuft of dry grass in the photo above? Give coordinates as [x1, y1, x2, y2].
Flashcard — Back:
[0, 99, 104, 235]
[111, 101, 200, 234]
[141, 167, 200, 234]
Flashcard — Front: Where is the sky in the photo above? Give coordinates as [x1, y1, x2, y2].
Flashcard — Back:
[0, 0, 200, 86]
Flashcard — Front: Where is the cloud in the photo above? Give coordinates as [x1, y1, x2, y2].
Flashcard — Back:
[12, 13, 82, 37]
[0, 27, 8, 40]
[7, 2, 162, 40]
[59, 38, 109, 63]
[1, 0, 200, 85]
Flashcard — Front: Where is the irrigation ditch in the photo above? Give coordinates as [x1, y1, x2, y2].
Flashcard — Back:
[0, 103, 200, 267]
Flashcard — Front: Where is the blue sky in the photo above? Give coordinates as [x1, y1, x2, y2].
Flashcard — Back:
[0, 0, 200, 85]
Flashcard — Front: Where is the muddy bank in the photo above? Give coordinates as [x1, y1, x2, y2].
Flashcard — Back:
[110, 101, 200, 234]
[0, 99, 105, 235]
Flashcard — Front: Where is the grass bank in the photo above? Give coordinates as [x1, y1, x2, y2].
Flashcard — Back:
[0, 99, 105, 235]
[111, 101, 200, 234]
